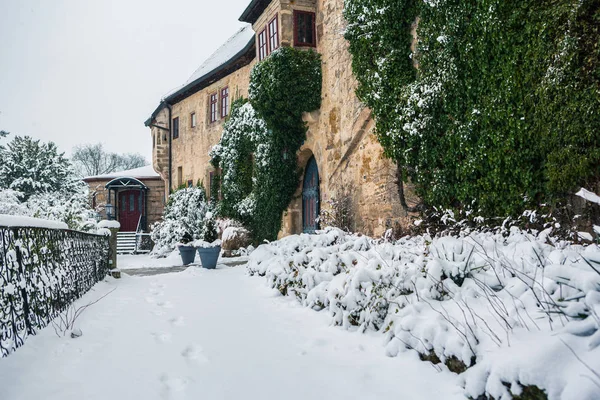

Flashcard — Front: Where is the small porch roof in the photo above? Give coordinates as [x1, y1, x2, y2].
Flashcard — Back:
[105, 177, 148, 190]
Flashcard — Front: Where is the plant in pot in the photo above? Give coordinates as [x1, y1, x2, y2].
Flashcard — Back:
[177, 231, 197, 266]
[195, 209, 221, 269]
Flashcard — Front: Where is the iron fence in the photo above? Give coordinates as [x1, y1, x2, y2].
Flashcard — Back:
[0, 226, 110, 357]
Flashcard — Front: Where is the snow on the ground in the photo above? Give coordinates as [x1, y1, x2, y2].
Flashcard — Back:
[0, 214, 68, 229]
[247, 228, 600, 400]
[0, 265, 464, 400]
[118, 251, 248, 270]
[118, 250, 183, 270]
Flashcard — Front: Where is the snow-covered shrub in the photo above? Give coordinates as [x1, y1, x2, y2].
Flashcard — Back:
[150, 186, 208, 257]
[199, 210, 218, 243]
[0, 187, 97, 231]
[0, 135, 79, 199]
[248, 228, 600, 399]
[26, 187, 98, 231]
[0, 189, 29, 216]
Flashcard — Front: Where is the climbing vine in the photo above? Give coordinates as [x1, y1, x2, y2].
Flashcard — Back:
[344, 0, 600, 217]
[212, 47, 322, 241]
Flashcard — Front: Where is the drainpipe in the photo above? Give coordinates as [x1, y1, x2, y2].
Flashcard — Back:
[166, 103, 173, 193]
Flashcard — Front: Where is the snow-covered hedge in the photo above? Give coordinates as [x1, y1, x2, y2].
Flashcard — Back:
[0, 188, 97, 232]
[248, 228, 600, 399]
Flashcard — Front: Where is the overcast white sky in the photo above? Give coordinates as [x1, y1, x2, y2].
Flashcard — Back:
[0, 0, 253, 161]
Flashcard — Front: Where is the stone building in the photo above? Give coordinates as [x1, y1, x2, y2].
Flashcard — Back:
[145, 0, 414, 237]
[83, 165, 165, 232]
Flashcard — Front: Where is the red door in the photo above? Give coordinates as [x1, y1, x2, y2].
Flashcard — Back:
[118, 190, 142, 232]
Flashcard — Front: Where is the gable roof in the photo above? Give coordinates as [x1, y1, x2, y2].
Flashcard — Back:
[239, 0, 272, 24]
[145, 25, 256, 126]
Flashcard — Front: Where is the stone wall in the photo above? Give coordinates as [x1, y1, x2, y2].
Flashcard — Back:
[279, 0, 415, 237]
[151, 0, 417, 238]
[151, 63, 255, 198]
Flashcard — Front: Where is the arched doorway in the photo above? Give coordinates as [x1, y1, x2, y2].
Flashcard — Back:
[302, 156, 320, 234]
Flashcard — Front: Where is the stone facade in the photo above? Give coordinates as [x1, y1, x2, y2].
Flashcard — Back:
[84, 177, 165, 230]
[147, 0, 416, 238]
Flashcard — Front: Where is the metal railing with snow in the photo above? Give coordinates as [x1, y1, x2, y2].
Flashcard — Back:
[0, 218, 110, 357]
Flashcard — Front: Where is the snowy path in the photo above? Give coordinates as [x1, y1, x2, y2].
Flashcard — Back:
[0, 266, 465, 400]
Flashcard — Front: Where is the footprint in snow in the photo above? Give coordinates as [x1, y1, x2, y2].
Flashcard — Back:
[169, 316, 185, 327]
[159, 374, 187, 399]
[181, 344, 209, 365]
[156, 300, 173, 308]
[152, 332, 172, 344]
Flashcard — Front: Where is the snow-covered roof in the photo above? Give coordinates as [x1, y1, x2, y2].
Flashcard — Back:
[145, 25, 255, 126]
[83, 165, 160, 181]
[161, 24, 255, 101]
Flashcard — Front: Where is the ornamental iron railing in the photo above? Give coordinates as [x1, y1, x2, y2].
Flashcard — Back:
[0, 226, 110, 357]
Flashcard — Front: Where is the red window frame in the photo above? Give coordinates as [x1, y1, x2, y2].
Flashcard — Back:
[293, 10, 316, 47]
[258, 28, 268, 61]
[220, 87, 230, 118]
[209, 93, 218, 122]
[268, 15, 279, 53]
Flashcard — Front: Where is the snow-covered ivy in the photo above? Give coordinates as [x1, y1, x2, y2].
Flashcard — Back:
[344, 0, 600, 217]
[211, 47, 322, 241]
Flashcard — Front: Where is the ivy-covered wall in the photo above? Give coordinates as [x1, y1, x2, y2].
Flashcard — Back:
[344, 0, 600, 217]
[212, 47, 322, 242]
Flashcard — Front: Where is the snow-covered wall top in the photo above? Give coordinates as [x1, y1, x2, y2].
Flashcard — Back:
[97, 220, 121, 229]
[0, 214, 69, 230]
[161, 24, 255, 100]
[83, 165, 160, 181]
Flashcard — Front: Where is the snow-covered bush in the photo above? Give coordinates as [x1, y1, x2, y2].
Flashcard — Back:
[0, 135, 78, 199]
[248, 228, 600, 399]
[0, 187, 97, 231]
[26, 188, 98, 231]
[150, 186, 209, 257]
[0, 189, 29, 216]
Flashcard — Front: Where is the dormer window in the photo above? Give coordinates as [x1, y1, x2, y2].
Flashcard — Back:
[294, 10, 316, 47]
[268, 15, 279, 53]
[258, 28, 268, 61]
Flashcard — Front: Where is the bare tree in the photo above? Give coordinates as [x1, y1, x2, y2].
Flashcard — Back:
[72, 143, 148, 177]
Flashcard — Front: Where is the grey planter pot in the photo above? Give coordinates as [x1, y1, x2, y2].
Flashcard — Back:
[197, 246, 221, 269]
[178, 246, 196, 266]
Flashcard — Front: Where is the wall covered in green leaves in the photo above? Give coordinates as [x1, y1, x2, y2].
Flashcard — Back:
[344, 0, 600, 216]
[211, 47, 322, 241]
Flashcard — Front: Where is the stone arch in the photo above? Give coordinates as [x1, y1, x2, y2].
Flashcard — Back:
[280, 147, 324, 236]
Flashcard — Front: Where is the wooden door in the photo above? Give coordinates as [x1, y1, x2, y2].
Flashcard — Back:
[118, 190, 142, 232]
[302, 156, 320, 234]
